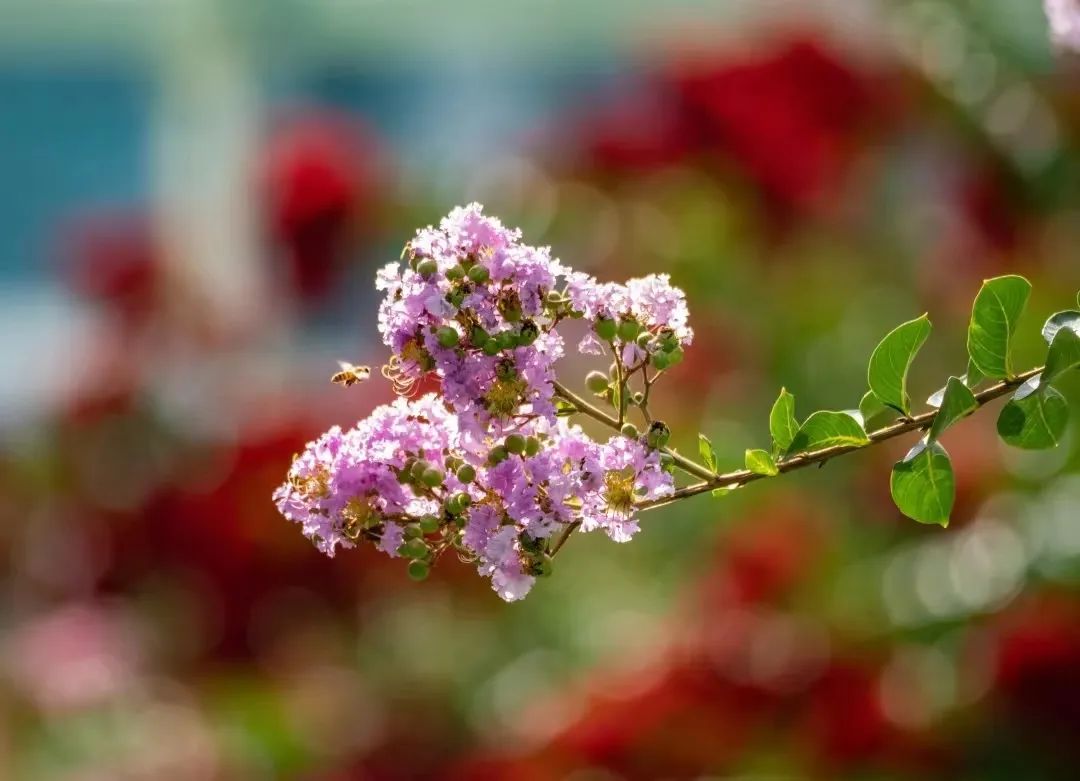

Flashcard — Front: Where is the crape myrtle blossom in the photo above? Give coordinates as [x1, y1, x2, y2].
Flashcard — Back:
[275, 394, 673, 601]
[276, 204, 690, 601]
[1046, 0, 1080, 51]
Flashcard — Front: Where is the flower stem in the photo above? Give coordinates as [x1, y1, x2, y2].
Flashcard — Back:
[551, 380, 717, 482]
[634, 366, 1043, 512]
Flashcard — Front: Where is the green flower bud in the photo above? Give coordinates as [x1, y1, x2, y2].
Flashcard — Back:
[524, 436, 541, 457]
[496, 331, 517, 349]
[445, 264, 465, 281]
[585, 370, 609, 394]
[495, 359, 517, 381]
[467, 265, 490, 284]
[451, 492, 472, 510]
[471, 325, 490, 346]
[502, 303, 522, 323]
[404, 523, 424, 539]
[617, 318, 641, 341]
[518, 321, 539, 345]
[594, 317, 617, 342]
[420, 468, 444, 487]
[636, 331, 652, 348]
[646, 421, 671, 449]
[667, 347, 684, 366]
[487, 445, 508, 465]
[482, 338, 501, 356]
[419, 515, 441, 534]
[417, 259, 438, 278]
[401, 537, 429, 559]
[407, 560, 430, 581]
[436, 326, 460, 348]
[456, 464, 476, 483]
[410, 459, 430, 479]
[651, 351, 672, 370]
[620, 423, 639, 438]
[505, 433, 526, 454]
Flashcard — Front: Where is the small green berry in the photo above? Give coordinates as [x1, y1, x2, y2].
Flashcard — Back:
[417, 259, 438, 277]
[524, 436, 541, 457]
[410, 460, 430, 479]
[456, 464, 476, 483]
[667, 348, 684, 366]
[436, 326, 460, 348]
[445, 265, 465, 281]
[467, 265, 490, 284]
[594, 317, 617, 342]
[621, 423, 639, 438]
[496, 331, 517, 349]
[419, 515, 441, 534]
[652, 351, 672, 370]
[471, 326, 489, 346]
[505, 433, 526, 454]
[488, 446, 508, 465]
[585, 370, 609, 394]
[407, 560, 430, 581]
[482, 339, 500, 356]
[518, 321, 539, 345]
[404, 523, 423, 539]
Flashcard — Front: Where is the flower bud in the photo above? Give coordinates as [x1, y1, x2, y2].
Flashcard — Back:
[417, 259, 438, 278]
[651, 351, 672, 370]
[646, 421, 671, 449]
[467, 265, 490, 284]
[407, 560, 430, 581]
[404, 523, 423, 539]
[471, 325, 489, 346]
[620, 423, 639, 438]
[487, 445, 508, 465]
[667, 347, 684, 366]
[617, 318, 641, 341]
[594, 317, 617, 341]
[419, 515, 441, 534]
[410, 459, 430, 479]
[456, 464, 476, 483]
[420, 468, 444, 487]
[505, 433, 526, 454]
[518, 320, 539, 346]
[400, 537, 429, 559]
[524, 436, 541, 457]
[445, 264, 465, 281]
[496, 331, 517, 350]
[585, 371, 609, 394]
[482, 338, 500, 356]
[436, 326, 460, 348]
[495, 359, 517, 381]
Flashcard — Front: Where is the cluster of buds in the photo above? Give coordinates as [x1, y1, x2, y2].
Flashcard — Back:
[276, 205, 690, 600]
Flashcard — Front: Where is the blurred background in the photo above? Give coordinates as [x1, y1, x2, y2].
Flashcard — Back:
[2, 1, 1080, 778]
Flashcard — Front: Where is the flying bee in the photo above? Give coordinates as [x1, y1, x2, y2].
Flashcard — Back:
[331, 361, 371, 387]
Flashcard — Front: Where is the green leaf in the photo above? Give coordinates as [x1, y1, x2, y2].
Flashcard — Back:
[1044, 327, 1080, 385]
[890, 440, 955, 526]
[744, 449, 779, 476]
[1042, 310, 1080, 345]
[967, 275, 1031, 379]
[769, 388, 799, 453]
[859, 389, 891, 427]
[868, 314, 932, 415]
[787, 410, 870, 454]
[928, 376, 978, 442]
[711, 486, 737, 498]
[997, 383, 1069, 449]
[965, 359, 985, 388]
[698, 434, 718, 473]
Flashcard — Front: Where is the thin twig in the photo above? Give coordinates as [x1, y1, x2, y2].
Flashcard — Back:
[634, 367, 1043, 511]
[552, 381, 717, 483]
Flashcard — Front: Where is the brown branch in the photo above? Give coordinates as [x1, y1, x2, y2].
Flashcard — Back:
[635, 367, 1043, 511]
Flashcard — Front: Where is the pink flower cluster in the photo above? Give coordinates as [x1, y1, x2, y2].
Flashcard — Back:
[275, 204, 688, 601]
